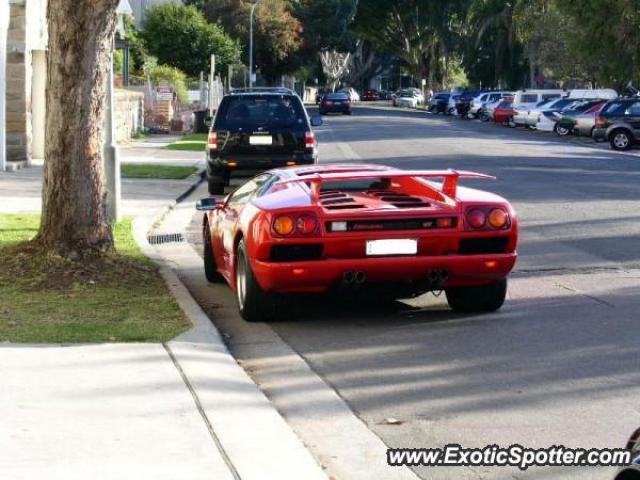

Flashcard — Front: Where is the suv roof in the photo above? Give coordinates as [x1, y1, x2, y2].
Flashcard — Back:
[229, 87, 296, 95]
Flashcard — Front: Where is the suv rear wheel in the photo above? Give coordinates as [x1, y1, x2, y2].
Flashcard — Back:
[208, 175, 225, 195]
[610, 129, 633, 151]
[445, 279, 507, 313]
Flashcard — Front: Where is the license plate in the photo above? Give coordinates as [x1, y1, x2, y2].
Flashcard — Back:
[366, 239, 417, 256]
[249, 135, 272, 146]
[334, 101, 342, 105]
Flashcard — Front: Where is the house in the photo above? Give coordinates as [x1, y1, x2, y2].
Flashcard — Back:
[0, 0, 47, 171]
[128, 0, 183, 28]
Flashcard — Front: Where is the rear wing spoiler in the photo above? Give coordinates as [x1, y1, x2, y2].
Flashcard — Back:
[277, 169, 495, 200]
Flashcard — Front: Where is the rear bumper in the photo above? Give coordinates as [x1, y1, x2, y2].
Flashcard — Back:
[208, 153, 317, 176]
[592, 127, 607, 141]
[251, 253, 517, 293]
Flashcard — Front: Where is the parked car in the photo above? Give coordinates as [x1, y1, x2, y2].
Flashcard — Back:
[338, 87, 360, 102]
[493, 99, 514, 125]
[395, 90, 420, 109]
[545, 100, 606, 135]
[613, 427, 640, 480]
[482, 97, 508, 122]
[551, 101, 606, 137]
[447, 93, 462, 115]
[205, 90, 322, 194]
[592, 97, 640, 150]
[512, 90, 565, 127]
[361, 90, 381, 101]
[407, 87, 425, 104]
[470, 91, 512, 117]
[428, 92, 451, 113]
[455, 91, 481, 118]
[524, 97, 577, 128]
[319, 92, 352, 115]
[197, 164, 518, 322]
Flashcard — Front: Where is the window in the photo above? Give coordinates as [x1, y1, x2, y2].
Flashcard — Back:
[542, 94, 561, 101]
[626, 102, 640, 115]
[228, 174, 272, 206]
[216, 95, 306, 130]
[603, 102, 627, 115]
[520, 94, 538, 103]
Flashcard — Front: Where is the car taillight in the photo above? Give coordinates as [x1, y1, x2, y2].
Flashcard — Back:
[488, 208, 509, 229]
[305, 131, 316, 153]
[273, 214, 320, 236]
[296, 215, 318, 235]
[466, 209, 486, 229]
[208, 131, 217, 151]
[595, 116, 605, 127]
[273, 216, 295, 236]
[466, 207, 510, 230]
[325, 101, 333, 106]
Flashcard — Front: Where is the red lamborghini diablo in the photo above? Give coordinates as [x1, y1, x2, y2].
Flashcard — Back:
[197, 164, 518, 322]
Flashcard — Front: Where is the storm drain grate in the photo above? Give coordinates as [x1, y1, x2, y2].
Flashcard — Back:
[147, 233, 185, 245]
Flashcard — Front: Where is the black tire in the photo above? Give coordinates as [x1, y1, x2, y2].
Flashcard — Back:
[480, 111, 490, 122]
[203, 219, 223, 283]
[554, 123, 571, 136]
[208, 175, 225, 195]
[445, 278, 507, 313]
[610, 129, 633, 151]
[235, 239, 277, 322]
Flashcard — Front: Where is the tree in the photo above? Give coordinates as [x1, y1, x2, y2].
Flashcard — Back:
[141, 4, 240, 77]
[36, 0, 119, 256]
[197, 0, 302, 84]
[294, 0, 358, 87]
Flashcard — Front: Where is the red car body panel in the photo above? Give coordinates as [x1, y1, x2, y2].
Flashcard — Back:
[494, 103, 514, 124]
[204, 164, 518, 294]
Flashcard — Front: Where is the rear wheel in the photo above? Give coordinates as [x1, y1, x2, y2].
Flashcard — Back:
[446, 279, 507, 313]
[236, 239, 278, 322]
[480, 111, 490, 122]
[610, 129, 633, 151]
[555, 123, 571, 136]
[203, 220, 223, 283]
[208, 175, 225, 195]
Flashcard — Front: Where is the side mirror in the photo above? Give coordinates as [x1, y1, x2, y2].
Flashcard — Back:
[196, 198, 222, 211]
[310, 115, 323, 127]
[204, 116, 213, 128]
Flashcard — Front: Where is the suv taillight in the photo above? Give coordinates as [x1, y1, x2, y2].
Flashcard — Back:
[207, 131, 217, 151]
[305, 131, 316, 153]
[594, 116, 605, 128]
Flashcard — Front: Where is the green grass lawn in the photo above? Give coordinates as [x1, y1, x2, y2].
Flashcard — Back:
[0, 214, 191, 343]
[165, 133, 208, 152]
[121, 164, 198, 180]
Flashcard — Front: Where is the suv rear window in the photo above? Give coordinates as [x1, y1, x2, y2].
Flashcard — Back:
[602, 101, 628, 115]
[215, 94, 307, 129]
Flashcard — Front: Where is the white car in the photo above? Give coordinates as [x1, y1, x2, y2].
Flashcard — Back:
[535, 110, 561, 132]
[407, 88, 425, 104]
[470, 91, 512, 116]
[395, 91, 419, 108]
[524, 97, 576, 128]
[339, 87, 360, 103]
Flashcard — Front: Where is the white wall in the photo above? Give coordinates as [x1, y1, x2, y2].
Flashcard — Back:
[0, 0, 9, 171]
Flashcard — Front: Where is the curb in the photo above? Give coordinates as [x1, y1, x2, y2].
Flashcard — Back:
[131, 183, 329, 480]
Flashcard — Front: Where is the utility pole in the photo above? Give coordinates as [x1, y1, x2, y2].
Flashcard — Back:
[249, 0, 261, 90]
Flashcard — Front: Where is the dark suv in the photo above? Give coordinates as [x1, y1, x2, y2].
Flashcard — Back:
[592, 98, 640, 150]
[206, 90, 322, 194]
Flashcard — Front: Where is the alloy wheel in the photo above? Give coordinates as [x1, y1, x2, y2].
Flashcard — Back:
[613, 133, 630, 149]
[236, 252, 247, 309]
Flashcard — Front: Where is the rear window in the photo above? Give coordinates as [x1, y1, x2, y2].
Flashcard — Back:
[435, 94, 449, 100]
[326, 93, 349, 100]
[215, 94, 306, 129]
[499, 100, 512, 108]
[542, 93, 561, 101]
[602, 101, 628, 115]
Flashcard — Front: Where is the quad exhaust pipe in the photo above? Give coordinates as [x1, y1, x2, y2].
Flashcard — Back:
[342, 270, 366, 287]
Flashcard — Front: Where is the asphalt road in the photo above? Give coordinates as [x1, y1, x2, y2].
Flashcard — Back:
[183, 104, 640, 480]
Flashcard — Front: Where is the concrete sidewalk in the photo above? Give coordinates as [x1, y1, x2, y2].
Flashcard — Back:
[0, 145, 327, 479]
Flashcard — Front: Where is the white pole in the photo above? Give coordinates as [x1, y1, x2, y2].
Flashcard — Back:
[0, 0, 9, 171]
[209, 54, 215, 116]
[104, 37, 121, 222]
[249, 1, 260, 90]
